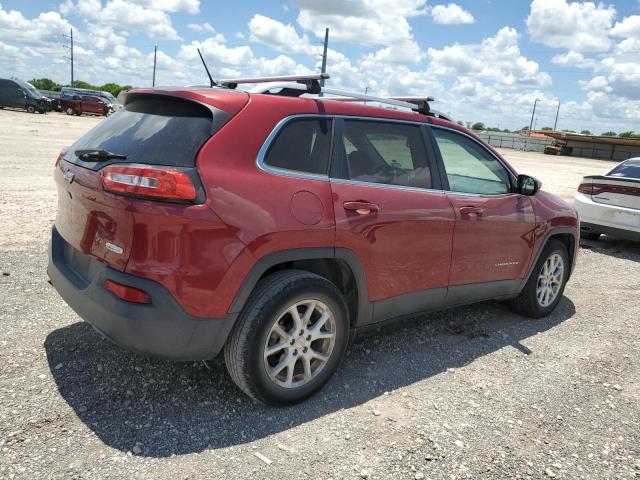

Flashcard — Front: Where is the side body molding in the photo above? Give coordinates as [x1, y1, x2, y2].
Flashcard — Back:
[227, 229, 577, 330]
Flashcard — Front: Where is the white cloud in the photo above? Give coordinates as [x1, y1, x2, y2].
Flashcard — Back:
[292, 0, 426, 46]
[0, 5, 74, 46]
[611, 15, 640, 39]
[187, 22, 216, 33]
[427, 27, 550, 86]
[526, 0, 616, 52]
[128, 0, 200, 14]
[431, 3, 474, 25]
[248, 14, 317, 55]
[551, 51, 596, 69]
[61, 0, 183, 40]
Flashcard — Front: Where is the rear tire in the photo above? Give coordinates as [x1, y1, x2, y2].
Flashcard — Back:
[510, 240, 569, 318]
[27, 105, 36, 113]
[65, 106, 75, 115]
[581, 231, 600, 241]
[224, 270, 349, 406]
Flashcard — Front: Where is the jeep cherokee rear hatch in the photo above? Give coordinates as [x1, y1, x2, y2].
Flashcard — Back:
[53, 89, 248, 272]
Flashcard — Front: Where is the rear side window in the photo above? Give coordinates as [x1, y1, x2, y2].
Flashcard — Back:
[264, 118, 333, 175]
[609, 160, 640, 179]
[65, 96, 229, 169]
[338, 120, 433, 189]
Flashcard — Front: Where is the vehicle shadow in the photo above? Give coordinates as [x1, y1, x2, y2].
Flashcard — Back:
[45, 296, 576, 458]
[580, 235, 640, 262]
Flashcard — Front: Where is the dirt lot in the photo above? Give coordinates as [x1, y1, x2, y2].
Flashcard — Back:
[1, 110, 639, 480]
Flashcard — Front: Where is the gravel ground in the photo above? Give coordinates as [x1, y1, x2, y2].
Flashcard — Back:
[1, 110, 639, 480]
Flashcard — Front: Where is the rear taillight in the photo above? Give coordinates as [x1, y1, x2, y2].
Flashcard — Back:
[55, 148, 67, 167]
[577, 182, 603, 195]
[104, 279, 151, 304]
[101, 164, 198, 202]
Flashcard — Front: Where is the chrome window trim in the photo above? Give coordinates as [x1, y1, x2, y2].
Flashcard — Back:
[330, 177, 445, 194]
[430, 124, 519, 198]
[256, 114, 444, 193]
[256, 114, 332, 181]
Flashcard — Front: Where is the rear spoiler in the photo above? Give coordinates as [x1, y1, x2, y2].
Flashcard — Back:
[583, 175, 640, 185]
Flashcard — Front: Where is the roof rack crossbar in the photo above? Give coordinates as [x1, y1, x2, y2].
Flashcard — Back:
[219, 73, 329, 88]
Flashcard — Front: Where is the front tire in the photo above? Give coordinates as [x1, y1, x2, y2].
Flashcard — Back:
[510, 240, 569, 318]
[224, 270, 349, 406]
[65, 106, 75, 115]
[27, 105, 36, 113]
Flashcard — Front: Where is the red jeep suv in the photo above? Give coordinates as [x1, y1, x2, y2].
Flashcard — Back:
[48, 76, 578, 405]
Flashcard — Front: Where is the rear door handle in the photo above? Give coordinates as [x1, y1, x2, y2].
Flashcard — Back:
[459, 206, 484, 217]
[343, 201, 379, 215]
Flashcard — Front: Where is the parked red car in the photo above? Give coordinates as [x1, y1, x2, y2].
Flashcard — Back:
[48, 76, 578, 405]
[59, 94, 113, 116]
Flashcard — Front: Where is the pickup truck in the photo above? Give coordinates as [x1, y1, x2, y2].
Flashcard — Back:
[59, 94, 113, 116]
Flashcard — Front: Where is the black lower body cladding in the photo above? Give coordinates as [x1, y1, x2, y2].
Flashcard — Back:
[48, 227, 236, 360]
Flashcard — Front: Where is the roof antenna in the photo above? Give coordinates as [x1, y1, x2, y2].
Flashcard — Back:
[197, 48, 217, 87]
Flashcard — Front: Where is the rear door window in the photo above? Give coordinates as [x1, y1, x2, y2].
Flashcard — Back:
[263, 118, 333, 176]
[336, 119, 433, 189]
[64, 95, 230, 169]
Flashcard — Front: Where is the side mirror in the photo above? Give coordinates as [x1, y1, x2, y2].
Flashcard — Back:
[517, 174, 541, 196]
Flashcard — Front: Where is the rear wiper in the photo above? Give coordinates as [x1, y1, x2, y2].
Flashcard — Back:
[75, 149, 127, 162]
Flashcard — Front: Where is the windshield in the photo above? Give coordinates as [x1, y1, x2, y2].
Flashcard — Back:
[19, 81, 44, 99]
[101, 92, 118, 104]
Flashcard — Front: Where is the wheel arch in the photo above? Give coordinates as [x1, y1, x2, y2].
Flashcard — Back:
[227, 248, 371, 328]
[521, 227, 577, 290]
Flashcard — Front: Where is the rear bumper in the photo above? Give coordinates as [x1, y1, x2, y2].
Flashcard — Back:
[47, 227, 237, 360]
[575, 192, 640, 240]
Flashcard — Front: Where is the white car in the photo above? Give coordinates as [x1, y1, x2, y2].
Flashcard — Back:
[575, 158, 640, 241]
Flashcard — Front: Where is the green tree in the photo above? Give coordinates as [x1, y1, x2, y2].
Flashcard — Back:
[601, 131, 616, 136]
[619, 131, 639, 138]
[99, 83, 122, 96]
[29, 78, 62, 91]
[502, 128, 511, 133]
[73, 80, 94, 89]
[562, 129, 576, 133]
[471, 122, 485, 131]
[456, 120, 464, 126]
[580, 130, 592, 135]
[540, 127, 553, 131]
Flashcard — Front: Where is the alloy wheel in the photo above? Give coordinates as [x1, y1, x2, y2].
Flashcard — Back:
[263, 299, 336, 388]
[536, 253, 564, 307]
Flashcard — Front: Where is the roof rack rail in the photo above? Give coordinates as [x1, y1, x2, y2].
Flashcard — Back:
[319, 88, 428, 113]
[219, 73, 329, 94]
[219, 73, 441, 117]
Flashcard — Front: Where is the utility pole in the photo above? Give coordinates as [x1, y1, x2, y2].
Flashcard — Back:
[528, 98, 540, 137]
[63, 28, 74, 86]
[553, 101, 561, 131]
[152, 44, 157, 87]
[319, 27, 329, 96]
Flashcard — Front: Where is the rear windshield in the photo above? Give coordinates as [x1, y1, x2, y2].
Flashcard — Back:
[64, 95, 229, 169]
[608, 159, 640, 179]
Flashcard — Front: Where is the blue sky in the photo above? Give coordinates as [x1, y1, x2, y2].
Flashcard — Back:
[1, 0, 640, 132]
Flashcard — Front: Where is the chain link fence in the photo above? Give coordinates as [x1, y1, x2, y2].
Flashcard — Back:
[476, 132, 639, 161]
[476, 132, 554, 153]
